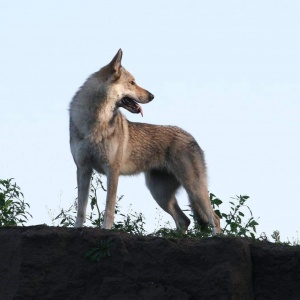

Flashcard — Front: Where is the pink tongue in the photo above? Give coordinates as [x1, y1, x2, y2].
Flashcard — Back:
[138, 105, 143, 117]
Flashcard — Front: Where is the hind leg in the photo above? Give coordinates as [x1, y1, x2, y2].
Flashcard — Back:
[168, 150, 221, 235]
[145, 170, 190, 232]
[184, 178, 221, 235]
[167, 163, 220, 234]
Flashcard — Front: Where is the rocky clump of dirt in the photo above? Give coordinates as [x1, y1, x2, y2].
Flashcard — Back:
[1, 226, 300, 299]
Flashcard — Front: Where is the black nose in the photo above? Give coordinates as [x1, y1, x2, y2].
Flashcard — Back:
[149, 93, 154, 101]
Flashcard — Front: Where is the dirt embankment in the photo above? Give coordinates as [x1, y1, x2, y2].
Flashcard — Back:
[1, 226, 300, 300]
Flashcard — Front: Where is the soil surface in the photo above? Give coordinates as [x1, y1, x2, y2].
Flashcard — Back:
[1, 226, 300, 300]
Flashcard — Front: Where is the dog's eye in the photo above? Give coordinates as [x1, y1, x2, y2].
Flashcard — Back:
[130, 81, 135, 85]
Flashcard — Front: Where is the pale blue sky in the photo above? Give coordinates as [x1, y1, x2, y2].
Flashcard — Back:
[1, 1, 299, 239]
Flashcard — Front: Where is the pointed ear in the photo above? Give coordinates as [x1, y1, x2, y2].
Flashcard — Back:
[108, 49, 123, 77]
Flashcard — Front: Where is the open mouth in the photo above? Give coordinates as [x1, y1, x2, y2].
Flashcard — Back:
[121, 97, 143, 116]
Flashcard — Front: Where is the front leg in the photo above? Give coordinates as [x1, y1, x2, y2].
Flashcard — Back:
[74, 167, 92, 227]
[102, 170, 119, 229]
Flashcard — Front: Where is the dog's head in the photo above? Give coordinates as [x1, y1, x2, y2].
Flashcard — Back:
[97, 49, 154, 116]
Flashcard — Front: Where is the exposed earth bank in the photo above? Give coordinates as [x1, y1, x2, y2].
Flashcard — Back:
[1, 226, 300, 300]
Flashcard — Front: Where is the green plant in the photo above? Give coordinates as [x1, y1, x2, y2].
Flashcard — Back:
[53, 172, 144, 234]
[53, 202, 76, 227]
[85, 238, 114, 261]
[52, 172, 105, 227]
[271, 230, 281, 243]
[154, 193, 259, 239]
[258, 230, 300, 246]
[154, 223, 187, 239]
[211, 193, 259, 238]
[113, 205, 146, 236]
[0, 178, 32, 226]
[53, 172, 260, 239]
[87, 173, 106, 227]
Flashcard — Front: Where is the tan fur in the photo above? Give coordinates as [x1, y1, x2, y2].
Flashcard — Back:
[69, 49, 221, 234]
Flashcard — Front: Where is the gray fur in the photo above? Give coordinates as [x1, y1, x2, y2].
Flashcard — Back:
[69, 49, 221, 234]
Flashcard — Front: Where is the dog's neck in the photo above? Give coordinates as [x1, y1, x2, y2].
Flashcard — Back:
[70, 76, 125, 143]
[91, 103, 121, 143]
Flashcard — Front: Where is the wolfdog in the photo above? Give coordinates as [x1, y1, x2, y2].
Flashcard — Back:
[69, 49, 221, 234]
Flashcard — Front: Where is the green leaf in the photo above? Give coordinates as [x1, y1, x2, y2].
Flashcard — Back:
[249, 220, 259, 226]
[212, 198, 222, 206]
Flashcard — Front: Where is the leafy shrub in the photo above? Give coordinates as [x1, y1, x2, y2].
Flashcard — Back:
[53, 171, 259, 239]
[211, 193, 259, 238]
[0, 178, 32, 226]
[113, 206, 146, 236]
[258, 230, 300, 246]
[154, 194, 258, 239]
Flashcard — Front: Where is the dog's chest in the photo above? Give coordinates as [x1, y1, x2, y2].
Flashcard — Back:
[90, 139, 122, 173]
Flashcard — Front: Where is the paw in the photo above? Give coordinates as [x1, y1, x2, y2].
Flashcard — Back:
[74, 218, 84, 228]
